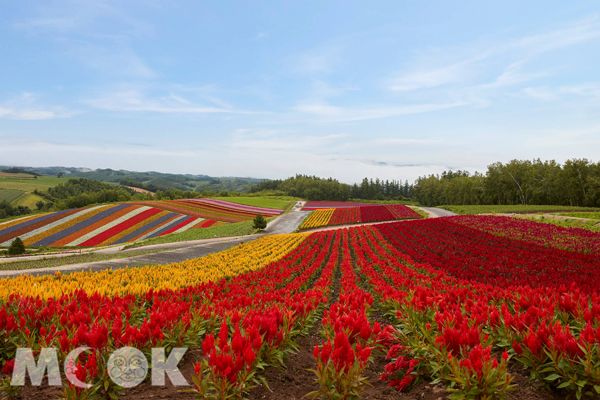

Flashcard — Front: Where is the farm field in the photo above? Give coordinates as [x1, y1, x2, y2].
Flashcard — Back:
[439, 204, 600, 215]
[0, 198, 282, 247]
[0, 175, 67, 192]
[0, 215, 599, 399]
[11, 192, 44, 209]
[0, 189, 24, 204]
[299, 204, 422, 230]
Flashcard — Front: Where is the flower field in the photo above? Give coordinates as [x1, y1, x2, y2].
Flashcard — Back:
[1, 215, 599, 399]
[299, 204, 422, 230]
[0, 198, 281, 247]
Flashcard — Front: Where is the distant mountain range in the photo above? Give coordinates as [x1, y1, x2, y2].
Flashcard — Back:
[0, 166, 268, 193]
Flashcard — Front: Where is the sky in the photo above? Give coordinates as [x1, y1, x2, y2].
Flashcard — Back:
[1, 0, 600, 184]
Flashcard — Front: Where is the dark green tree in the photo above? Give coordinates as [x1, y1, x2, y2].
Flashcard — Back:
[8, 237, 26, 255]
[253, 214, 267, 230]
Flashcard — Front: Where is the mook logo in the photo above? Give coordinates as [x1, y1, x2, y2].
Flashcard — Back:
[11, 347, 188, 388]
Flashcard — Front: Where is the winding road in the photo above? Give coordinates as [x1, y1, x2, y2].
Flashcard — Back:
[0, 204, 453, 277]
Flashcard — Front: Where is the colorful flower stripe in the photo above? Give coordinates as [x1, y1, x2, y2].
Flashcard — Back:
[132, 213, 180, 241]
[130, 201, 249, 223]
[0, 213, 51, 231]
[300, 208, 335, 229]
[78, 207, 163, 247]
[0, 209, 72, 243]
[145, 215, 188, 239]
[157, 216, 196, 237]
[451, 215, 600, 254]
[174, 200, 276, 219]
[96, 209, 170, 247]
[301, 201, 370, 210]
[0, 232, 308, 299]
[22, 206, 108, 246]
[329, 207, 361, 225]
[69, 206, 153, 247]
[171, 216, 205, 234]
[191, 198, 283, 215]
[0, 209, 79, 246]
[47, 205, 134, 247]
[35, 205, 126, 247]
[112, 212, 177, 244]
[385, 204, 423, 219]
[359, 204, 395, 222]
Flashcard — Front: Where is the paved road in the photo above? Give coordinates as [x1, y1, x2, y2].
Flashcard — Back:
[419, 207, 457, 218]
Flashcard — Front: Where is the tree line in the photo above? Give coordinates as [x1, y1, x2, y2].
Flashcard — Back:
[249, 175, 414, 201]
[413, 158, 600, 207]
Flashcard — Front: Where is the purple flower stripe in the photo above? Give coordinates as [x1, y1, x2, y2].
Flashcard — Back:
[190, 199, 283, 214]
[33, 204, 130, 246]
[145, 215, 187, 239]
[113, 212, 178, 244]
[0, 210, 71, 237]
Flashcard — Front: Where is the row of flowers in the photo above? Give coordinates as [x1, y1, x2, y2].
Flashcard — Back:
[0, 229, 337, 399]
[0, 203, 218, 248]
[300, 205, 422, 230]
[451, 215, 600, 254]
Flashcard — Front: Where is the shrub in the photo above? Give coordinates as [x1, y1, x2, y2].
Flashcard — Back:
[8, 237, 26, 255]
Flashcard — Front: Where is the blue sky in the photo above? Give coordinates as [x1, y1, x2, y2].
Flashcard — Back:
[1, 1, 599, 183]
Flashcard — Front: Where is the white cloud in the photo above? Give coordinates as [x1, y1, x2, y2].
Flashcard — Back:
[519, 87, 558, 101]
[0, 93, 75, 120]
[559, 83, 600, 99]
[255, 32, 268, 40]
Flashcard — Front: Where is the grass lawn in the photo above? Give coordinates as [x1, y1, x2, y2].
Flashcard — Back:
[0, 249, 166, 271]
[213, 196, 296, 210]
[0, 175, 66, 192]
[123, 217, 276, 249]
[439, 204, 600, 215]
[554, 212, 600, 220]
[12, 192, 45, 208]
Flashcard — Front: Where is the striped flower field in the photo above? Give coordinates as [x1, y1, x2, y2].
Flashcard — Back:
[299, 204, 422, 230]
[0, 199, 283, 247]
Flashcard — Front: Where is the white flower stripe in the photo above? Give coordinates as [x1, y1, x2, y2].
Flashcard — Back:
[0, 206, 106, 246]
[172, 217, 205, 234]
[66, 206, 152, 246]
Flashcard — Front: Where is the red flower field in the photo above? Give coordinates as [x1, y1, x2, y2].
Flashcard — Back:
[1, 215, 599, 399]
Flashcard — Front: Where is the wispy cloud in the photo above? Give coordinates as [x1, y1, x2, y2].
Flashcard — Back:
[14, 1, 157, 79]
[294, 101, 467, 122]
[85, 89, 253, 114]
[0, 93, 75, 120]
[255, 32, 268, 40]
[559, 83, 600, 99]
[389, 16, 600, 96]
[517, 87, 559, 101]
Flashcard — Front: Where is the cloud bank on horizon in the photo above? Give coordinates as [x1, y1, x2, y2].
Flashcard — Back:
[1, 0, 599, 183]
